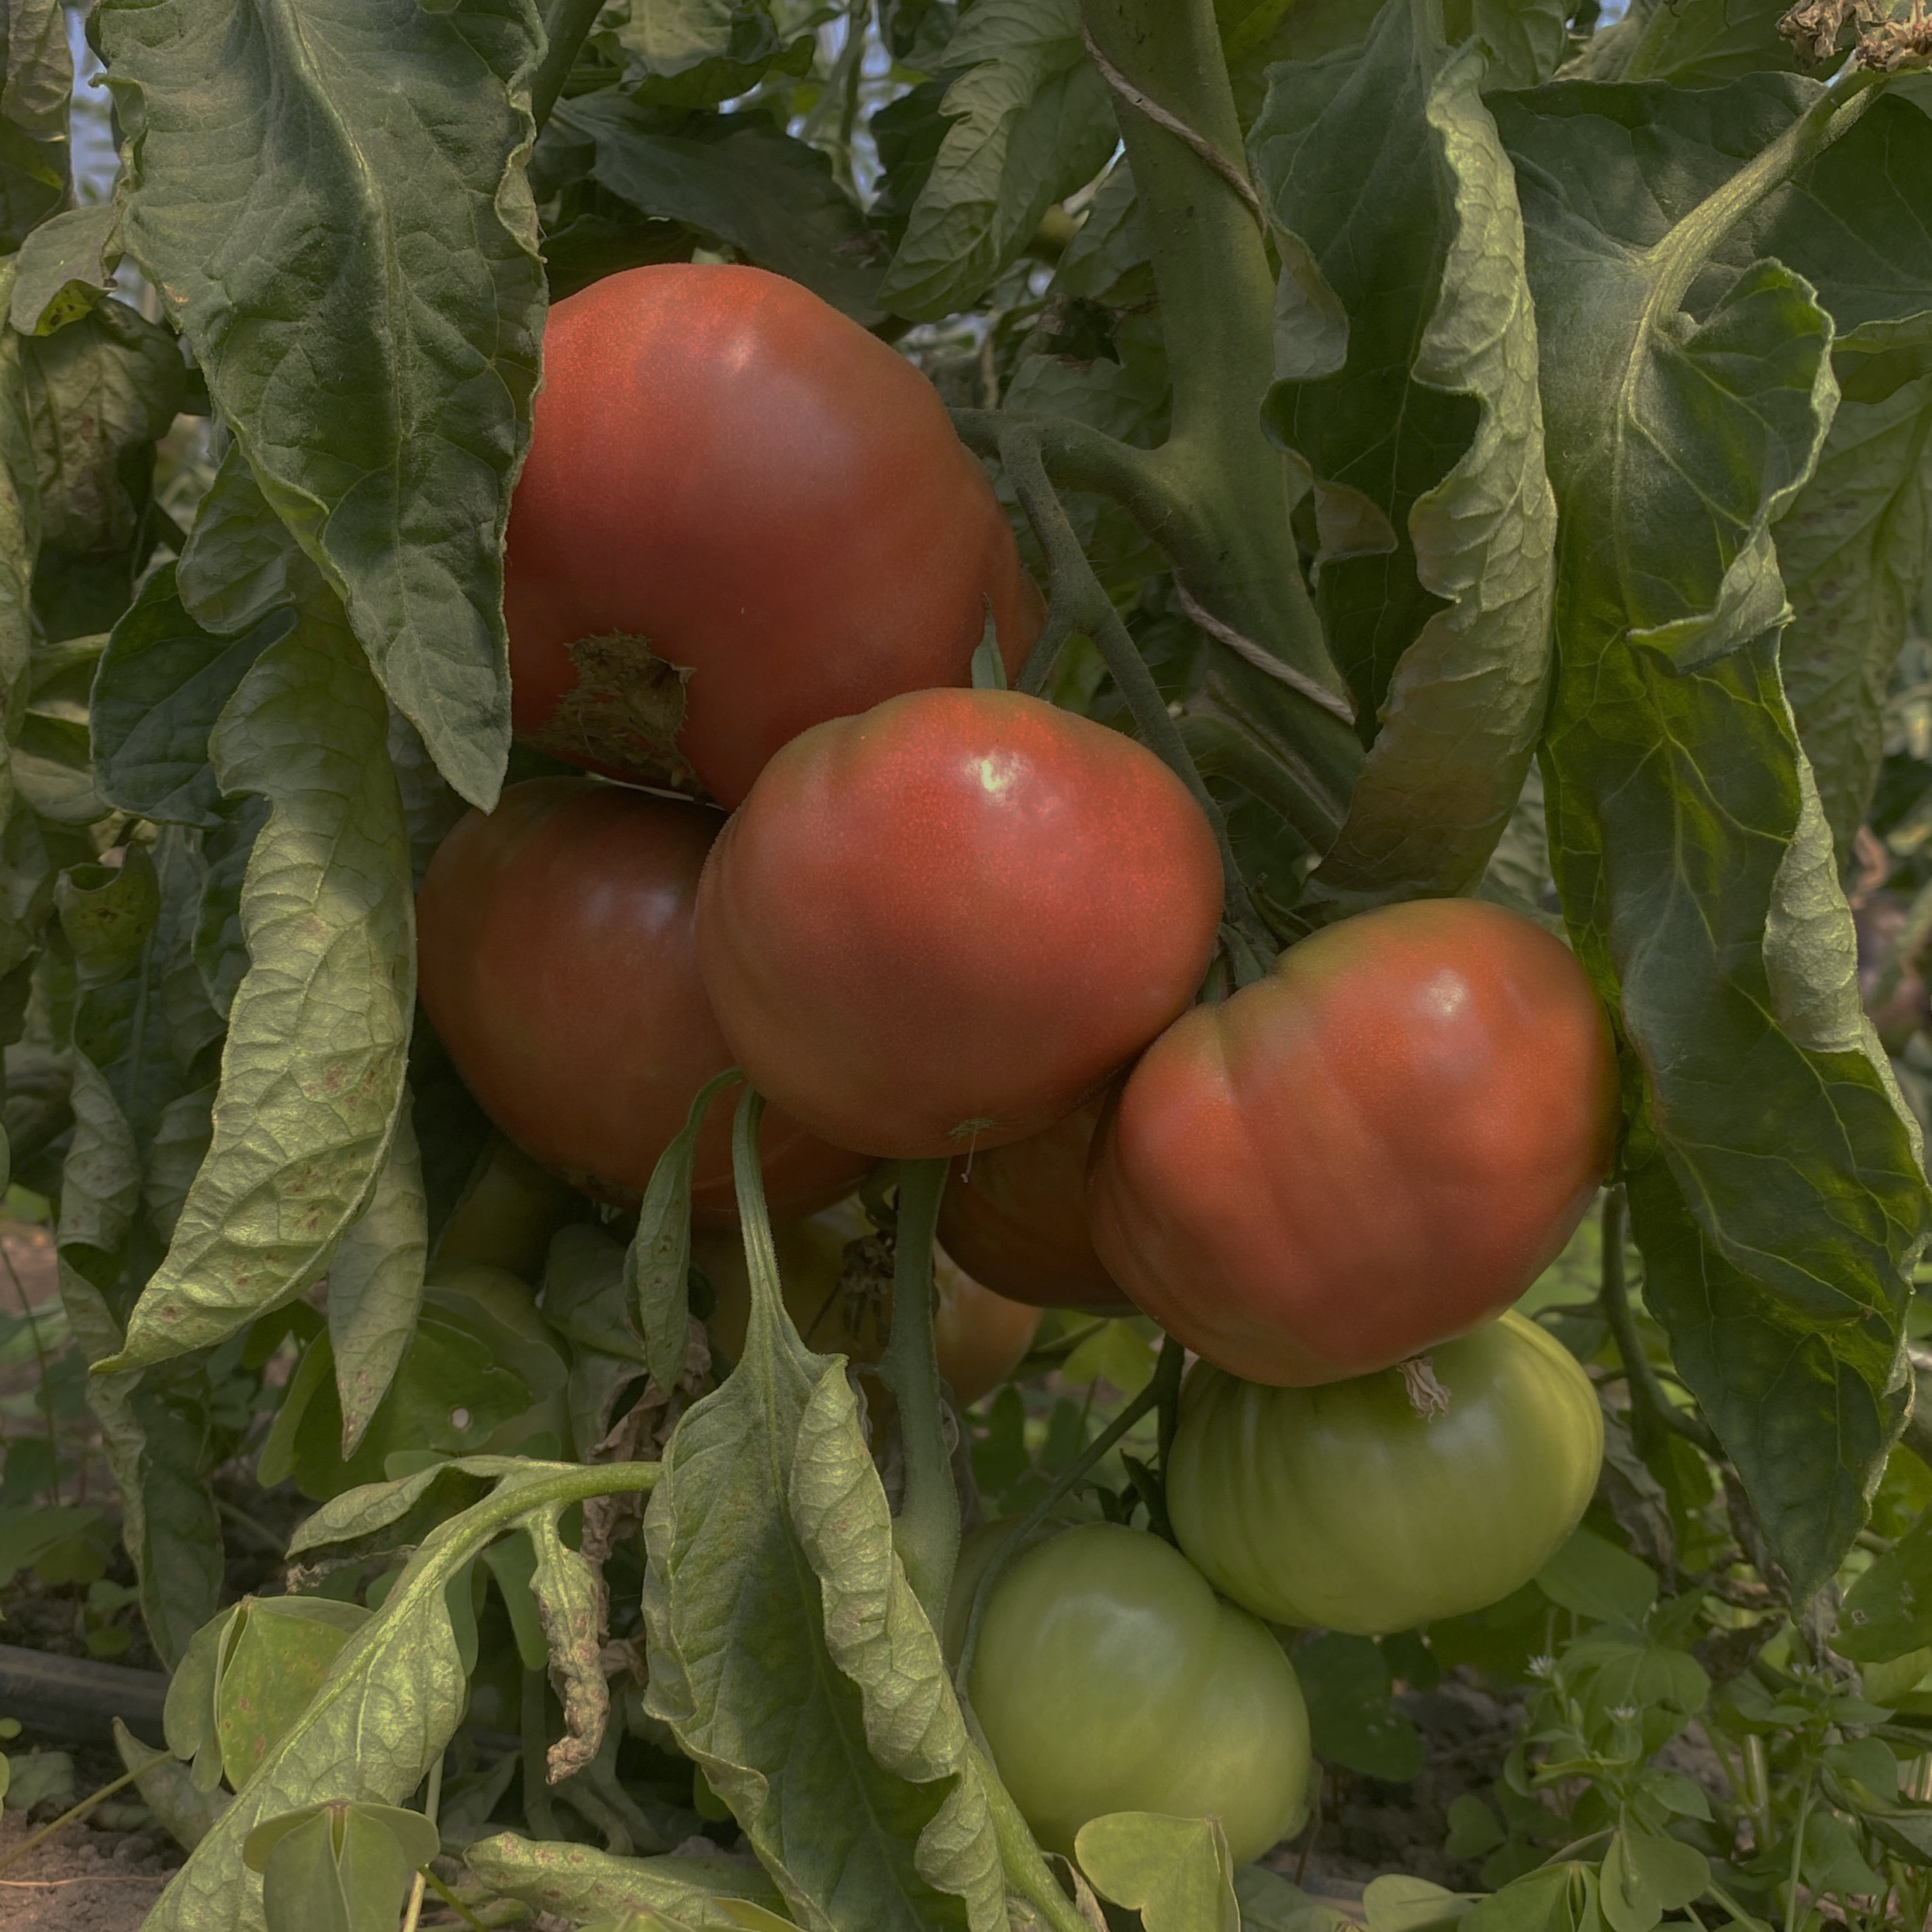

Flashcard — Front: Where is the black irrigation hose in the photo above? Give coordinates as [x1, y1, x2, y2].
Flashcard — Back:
[0, 1643, 168, 1747]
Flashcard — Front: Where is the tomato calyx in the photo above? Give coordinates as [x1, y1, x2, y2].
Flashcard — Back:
[530, 631, 702, 795]
[1400, 1353, 1452, 1420]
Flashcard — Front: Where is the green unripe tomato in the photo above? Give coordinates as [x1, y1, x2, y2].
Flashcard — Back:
[962, 1522, 1312, 1865]
[1167, 1309, 1602, 1634]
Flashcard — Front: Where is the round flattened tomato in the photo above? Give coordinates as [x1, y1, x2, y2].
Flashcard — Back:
[1166, 1310, 1603, 1634]
[695, 689, 1225, 1160]
[961, 1522, 1312, 1865]
[694, 1200, 1040, 1409]
[1089, 897, 1617, 1384]
[416, 778, 870, 1225]
[505, 264, 1042, 808]
[935, 1100, 1132, 1312]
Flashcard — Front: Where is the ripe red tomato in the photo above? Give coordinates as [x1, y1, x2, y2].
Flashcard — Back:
[693, 1201, 1040, 1410]
[416, 779, 870, 1225]
[694, 689, 1225, 1160]
[1089, 898, 1617, 1384]
[935, 1099, 1132, 1312]
[504, 264, 1042, 808]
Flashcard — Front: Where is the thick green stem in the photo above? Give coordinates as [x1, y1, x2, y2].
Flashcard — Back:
[1078, 0, 1363, 814]
[876, 1159, 961, 1631]
[531, 0, 604, 133]
[973, 1743, 1095, 1932]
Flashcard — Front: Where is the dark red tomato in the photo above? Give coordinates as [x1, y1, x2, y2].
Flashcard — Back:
[416, 779, 871, 1225]
[504, 264, 1042, 808]
[936, 1099, 1133, 1312]
[1089, 898, 1618, 1385]
[694, 690, 1225, 1160]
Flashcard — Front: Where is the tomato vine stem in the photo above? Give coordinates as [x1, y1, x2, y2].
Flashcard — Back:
[876, 1157, 962, 1631]
[530, 0, 605, 133]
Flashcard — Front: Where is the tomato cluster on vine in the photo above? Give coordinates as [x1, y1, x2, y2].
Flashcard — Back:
[412, 263, 1619, 1863]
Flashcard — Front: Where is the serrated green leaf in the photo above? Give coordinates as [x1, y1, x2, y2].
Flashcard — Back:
[92, 565, 289, 828]
[108, 589, 415, 1371]
[1294, 1633, 1426, 1782]
[642, 1094, 1004, 1932]
[1495, 75, 1932, 1597]
[327, 1110, 429, 1459]
[0, 0, 70, 247]
[1073, 1812, 1239, 1932]
[99, 0, 545, 809]
[1254, 0, 1555, 906]
[142, 1460, 655, 1932]
[607, 0, 817, 109]
[463, 1833, 789, 1925]
[555, 95, 890, 324]
[1778, 312, 1932, 866]
[879, 0, 1117, 320]
[11, 202, 124, 336]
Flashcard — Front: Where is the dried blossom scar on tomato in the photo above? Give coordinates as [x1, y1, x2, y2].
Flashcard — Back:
[1090, 897, 1616, 1385]
[694, 686, 1225, 1161]
[504, 262, 1041, 809]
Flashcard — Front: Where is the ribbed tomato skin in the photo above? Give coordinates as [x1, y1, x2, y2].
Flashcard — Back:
[693, 689, 1225, 1160]
[935, 1099, 1133, 1312]
[416, 779, 869, 1224]
[504, 264, 1041, 807]
[1090, 897, 1617, 1384]
[1166, 1311, 1604, 1633]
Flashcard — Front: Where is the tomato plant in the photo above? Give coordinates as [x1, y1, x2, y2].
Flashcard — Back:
[935, 1097, 1132, 1312]
[416, 776, 870, 1223]
[1090, 898, 1619, 1384]
[960, 1521, 1312, 1866]
[695, 687, 1225, 1157]
[503, 263, 1043, 807]
[1166, 1309, 1604, 1633]
[5, 2, 1932, 1929]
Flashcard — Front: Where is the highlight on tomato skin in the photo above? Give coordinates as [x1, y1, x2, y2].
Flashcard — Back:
[503, 262, 1042, 809]
[1088, 897, 1619, 1386]
[936, 1097, 1135, 1312]
[1165, 1309, 1605, 1636]
[415, 776, 871, 1227]
[693, 686, 1227, 1162]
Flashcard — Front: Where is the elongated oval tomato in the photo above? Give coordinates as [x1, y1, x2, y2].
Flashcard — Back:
[961, 1522, 1312, 1865]
[695, 689, 1225, 1160]
[1090, 897, 1617, 1384]
[505, 264, 1042, 808]
[416, 779, 870, 1225]
[936, 1099, 1132, 1312]
[1166, 1311, 1603, 1633]
[694, 1201, 1040, 1409]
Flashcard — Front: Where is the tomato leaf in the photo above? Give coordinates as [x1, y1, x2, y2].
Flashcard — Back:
[1072, 1812, 1239, 1932]
[641, 1094, 1005, 1932]
[1570, 0, 1799, 84]
[1778, 310, 1932, 866]
[1837, 1501, 1932, 1661]
[463, 1833, 790, 1926]
[98, 0, 545, 810]
[1534, 1527, 1659, 1627]
[0, 0, 69, 249]
[1294, 1634, 1426, 1783]
[629, 1069, 741, 1401]
[215, 1598, 370, 1794]
[105, 588, 416, 1373]
[92, 568, 288, 831]
[176, 447, 303, 640]
[327, 1111, 430, 1460]
[1253, 0, 1556, 906]
[553, 95, 889, 326]
[602, 0, 817, 111]
[878, 0, 1118, 322]
[141, 1459, 655, 1932]
[11, 200, 123, 336]
[1492, 77, 1932, 1598]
